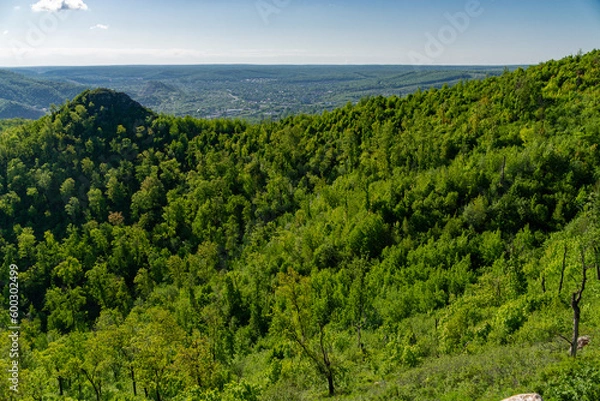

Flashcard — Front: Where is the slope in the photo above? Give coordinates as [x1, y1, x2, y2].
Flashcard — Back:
[0, 69, 84, 119]
[0, 52, 600, 401]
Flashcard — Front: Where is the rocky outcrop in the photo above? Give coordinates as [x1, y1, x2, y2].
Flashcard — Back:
[501, 394, 543, 401]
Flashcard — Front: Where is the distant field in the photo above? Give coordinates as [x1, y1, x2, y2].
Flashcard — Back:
[7, 65, 518, 121]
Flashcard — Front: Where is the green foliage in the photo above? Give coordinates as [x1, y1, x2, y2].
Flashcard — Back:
[538, 354, 600, 401]
[2, 51, 600, 400]
[0, 70, 83, 119]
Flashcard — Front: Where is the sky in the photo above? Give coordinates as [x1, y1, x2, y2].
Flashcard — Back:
[0, 0, 599, 66]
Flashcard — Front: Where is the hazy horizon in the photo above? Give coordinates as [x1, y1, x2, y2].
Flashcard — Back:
[0, 0, 599, 67]
[7, 63, 528, 68]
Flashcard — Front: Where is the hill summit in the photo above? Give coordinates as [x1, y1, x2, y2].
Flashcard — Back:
[65, 88, 154, 128]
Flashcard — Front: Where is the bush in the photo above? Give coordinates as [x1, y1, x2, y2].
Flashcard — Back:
[538, 356, 600, 401]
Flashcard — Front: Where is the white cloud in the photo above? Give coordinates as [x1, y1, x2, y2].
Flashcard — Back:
[90, 24, 109, 30]
[31, 0, 88, 12]
[14, 6, 21, 10]
[2, 30, 8, 35]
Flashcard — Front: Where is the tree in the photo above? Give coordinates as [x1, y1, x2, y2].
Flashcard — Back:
[174, 329, 225, 390]
[87, 187, 106, 220]
[129, 307, 186, 401]
[79, 331, 115, 401]
[40, 333, 90, 398]
[16, 226, 34, 255]
[60, 177, 76, 202]
[85, 262, 131, 313]
[343, 258, 376, 351]
[569, 247, 590, 357]
[274, 268, 340, 396]
[44, 286, 87, 332]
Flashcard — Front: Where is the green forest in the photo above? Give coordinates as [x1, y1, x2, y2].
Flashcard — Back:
[1, 51, 600, 401]
[0, 70, 82, 120]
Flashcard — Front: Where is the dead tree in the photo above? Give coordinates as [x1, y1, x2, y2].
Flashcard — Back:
[558, 244, 567, 294]
[569, 248, 589, 358]
[595, 246, 600, 281]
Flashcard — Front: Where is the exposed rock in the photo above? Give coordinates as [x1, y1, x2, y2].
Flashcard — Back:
[569, 335, 591, 355]
[577, 335, 591, 350]
[501, 394, 543, 401]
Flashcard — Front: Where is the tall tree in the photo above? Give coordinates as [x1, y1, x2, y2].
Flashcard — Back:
[274, 268, 340, 396]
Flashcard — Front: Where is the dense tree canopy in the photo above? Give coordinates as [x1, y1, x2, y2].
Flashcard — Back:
[1, 51, 600, 400]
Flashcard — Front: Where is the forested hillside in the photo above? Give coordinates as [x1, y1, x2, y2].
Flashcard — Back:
[1, 51, 600, 401]
[0, 70, 83, 119]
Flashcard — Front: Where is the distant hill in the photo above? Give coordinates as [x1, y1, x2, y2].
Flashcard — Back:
[11, 64, 512, 121]
[0, 69, 84, 119]
[0, 99, 45, 119]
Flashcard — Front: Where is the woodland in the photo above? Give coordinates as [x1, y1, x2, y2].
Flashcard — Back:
[1, 51, 600, 400]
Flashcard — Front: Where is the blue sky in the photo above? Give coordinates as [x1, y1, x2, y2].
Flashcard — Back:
[0, 0, 599, 66]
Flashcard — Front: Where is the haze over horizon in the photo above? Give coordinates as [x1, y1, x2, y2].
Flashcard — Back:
[0, 0, 599, 67]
